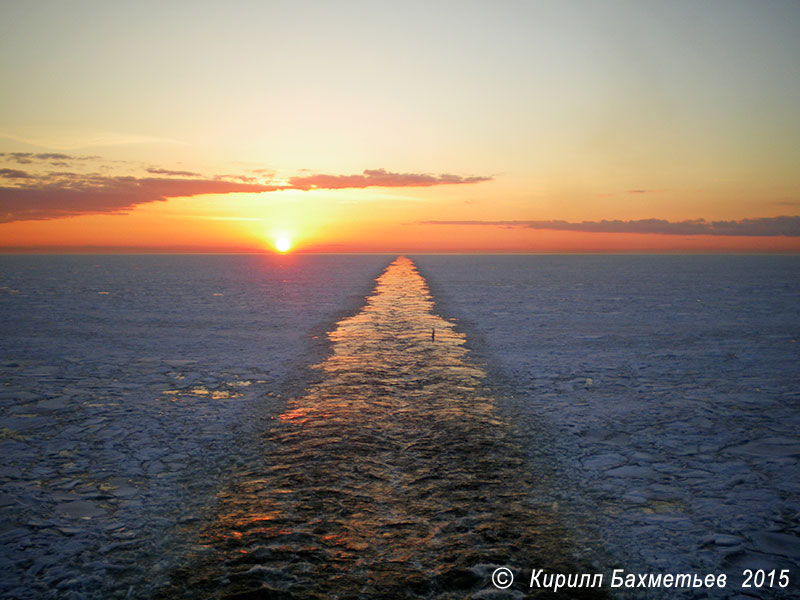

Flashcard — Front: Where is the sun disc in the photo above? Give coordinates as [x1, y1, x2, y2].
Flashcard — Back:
[276, 237, 291, 253]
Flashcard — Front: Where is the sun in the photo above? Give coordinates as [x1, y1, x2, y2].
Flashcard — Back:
[275, 237, 292, 253]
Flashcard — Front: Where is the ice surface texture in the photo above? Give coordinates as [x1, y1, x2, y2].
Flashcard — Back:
[413, 254, 800, 599]
[0, 254, 389, 599]
[2, 253, 798, 599]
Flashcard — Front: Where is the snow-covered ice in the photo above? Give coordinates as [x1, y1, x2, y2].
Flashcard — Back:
[1, 253, 799, 599]
[0, 254, 390, 599]
[414, 254, 800, 598]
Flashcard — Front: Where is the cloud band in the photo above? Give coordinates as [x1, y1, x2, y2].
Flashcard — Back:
[419, 217, 800, 237]
[0, 165, 491, 222]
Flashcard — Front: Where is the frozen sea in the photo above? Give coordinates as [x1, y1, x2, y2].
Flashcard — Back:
[1, 254, 799, 599]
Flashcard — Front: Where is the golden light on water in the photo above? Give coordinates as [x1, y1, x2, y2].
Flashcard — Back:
[275, 237, 292, 253]
[172, 257, 572, 598]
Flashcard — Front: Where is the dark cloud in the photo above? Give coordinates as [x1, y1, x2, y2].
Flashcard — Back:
[0, 168, 34, 179]
[146, 167, 202, 177]
[420, 217, 800, 237]
[288, 168, 492, 190]
[0, 162, 492, 222]
[0, 175, 279, 222]
[6, 153, 33, 164]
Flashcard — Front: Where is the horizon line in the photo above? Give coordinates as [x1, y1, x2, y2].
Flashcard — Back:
[2, 249, 799, 256]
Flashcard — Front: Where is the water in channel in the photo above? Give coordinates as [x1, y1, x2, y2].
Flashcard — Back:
[160, 257, 605, 599]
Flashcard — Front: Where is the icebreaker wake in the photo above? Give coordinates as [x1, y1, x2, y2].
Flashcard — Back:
[159, 257, 604, 599]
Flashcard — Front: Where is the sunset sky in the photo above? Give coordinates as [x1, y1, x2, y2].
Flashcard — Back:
[1, 0, 799, 252]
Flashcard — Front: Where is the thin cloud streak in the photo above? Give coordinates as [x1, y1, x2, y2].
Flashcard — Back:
[288, 168, 492, 190]
[146, 167, 201, 177]
[0, 130, 185, 150]
[420, 217, 800, 237]
[0, 152, 100, 165]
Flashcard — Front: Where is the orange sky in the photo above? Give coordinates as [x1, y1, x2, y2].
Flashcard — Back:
[1, 2, 798, 253]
